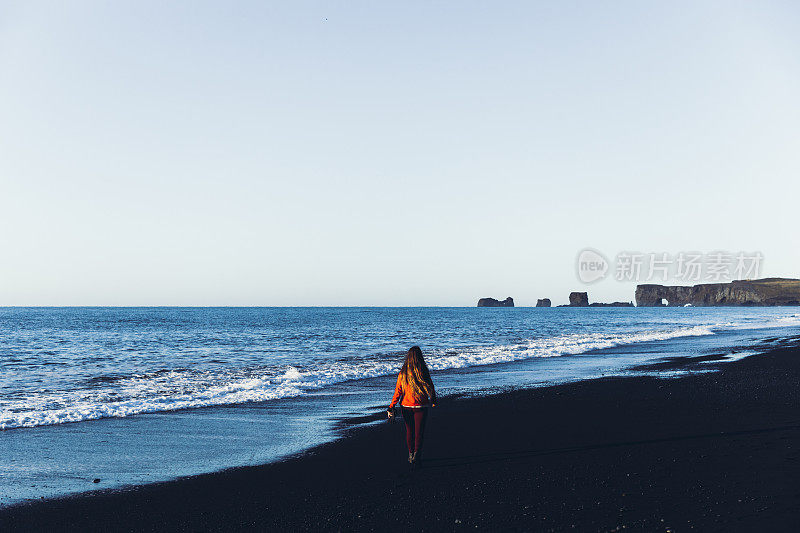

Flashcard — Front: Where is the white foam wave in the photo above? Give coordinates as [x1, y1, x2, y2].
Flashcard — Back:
[698, 350, 760, 364]
[774, 314, 800, 324]
[0, 325, 715, 430]
[705, 313, 800, 331]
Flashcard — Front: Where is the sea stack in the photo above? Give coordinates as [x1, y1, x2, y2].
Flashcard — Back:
[568, 292, 589, 307]
[536, 298, 551, 307]
[477, 297, 515, 307]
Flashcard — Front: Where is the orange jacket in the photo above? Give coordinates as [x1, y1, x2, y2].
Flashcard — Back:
[389, 374, 436, 408]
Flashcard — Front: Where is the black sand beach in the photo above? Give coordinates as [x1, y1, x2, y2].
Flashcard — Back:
[3, 338, 799, 532]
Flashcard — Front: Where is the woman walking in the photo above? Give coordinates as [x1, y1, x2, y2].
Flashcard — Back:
[387, 346, 436, 465]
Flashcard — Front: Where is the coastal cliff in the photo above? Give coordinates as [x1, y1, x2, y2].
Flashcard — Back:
[635, 278, 800, 307]
[477, 297, 514, 307]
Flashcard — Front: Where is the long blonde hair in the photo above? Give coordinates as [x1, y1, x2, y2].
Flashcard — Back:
[399, 346, 435, 399]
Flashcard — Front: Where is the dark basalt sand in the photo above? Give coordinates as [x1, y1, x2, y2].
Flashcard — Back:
[3, 339, 799, 532]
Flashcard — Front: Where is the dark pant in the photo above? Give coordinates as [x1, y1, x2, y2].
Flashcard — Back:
[401, 407, 428, 455]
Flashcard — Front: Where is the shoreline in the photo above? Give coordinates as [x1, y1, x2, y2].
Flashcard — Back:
[3, 336, 800, 531]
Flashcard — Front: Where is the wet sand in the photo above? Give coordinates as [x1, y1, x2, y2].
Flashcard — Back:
[2, 338, 799, 531]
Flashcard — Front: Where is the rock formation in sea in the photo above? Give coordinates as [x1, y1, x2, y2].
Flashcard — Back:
[568, 292, 589, 307]
[556, 292, 633, 307]
[635, 278, 800, 307]
[536, 298, 552, 307]
[477, 297, 515, 307]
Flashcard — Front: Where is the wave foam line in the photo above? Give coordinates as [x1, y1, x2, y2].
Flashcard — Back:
[0, 325, 715, 430]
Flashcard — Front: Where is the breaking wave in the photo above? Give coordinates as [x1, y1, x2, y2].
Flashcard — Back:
[1, 325, 716, 430]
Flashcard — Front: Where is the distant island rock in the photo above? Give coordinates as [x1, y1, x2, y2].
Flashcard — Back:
[636, 278, 800, 307]
[536, 298, 551, 307]
[477, 297, 515, 307]
[569, 292, 589, 307]
[556, 292, 634, 307]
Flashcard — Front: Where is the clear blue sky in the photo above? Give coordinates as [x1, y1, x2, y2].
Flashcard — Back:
[1, 1, 798, 305]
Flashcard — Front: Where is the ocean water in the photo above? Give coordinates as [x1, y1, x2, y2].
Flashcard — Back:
[1, 306, 799, 505]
